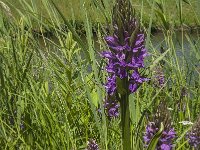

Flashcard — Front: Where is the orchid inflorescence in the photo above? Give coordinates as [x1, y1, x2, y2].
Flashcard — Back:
[186, 116, 200, 149]
[143, 102, 176, 150]
[101, 0, 148, 118]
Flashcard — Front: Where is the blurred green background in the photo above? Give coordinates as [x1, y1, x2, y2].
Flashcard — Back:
[2, 0, 200, 27]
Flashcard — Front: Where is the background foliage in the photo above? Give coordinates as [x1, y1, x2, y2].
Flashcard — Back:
[0, 0, 199, 149]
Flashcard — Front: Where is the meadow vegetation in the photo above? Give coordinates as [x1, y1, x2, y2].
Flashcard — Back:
[3, 0, 200, 30]
[0, 0, 200, 149]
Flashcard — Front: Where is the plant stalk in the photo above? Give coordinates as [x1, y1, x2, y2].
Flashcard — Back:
[120, 78, 131, 150]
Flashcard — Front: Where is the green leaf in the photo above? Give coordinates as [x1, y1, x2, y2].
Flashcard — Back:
[149, 49, 170, 71]
[49, 0, 90, 61]
[185, 34, 200, 60]
[182, 0, 190, 5]
[16, 98, 25, 126]
[90, 89, 99, 107]
[155, 0, 164, 13]
[116, 77, 126, 95]
[130, 24, 140, 47]
[147, 122, 164, 150]
[154, 9, 169, 30]
[175, 126, 192, 148]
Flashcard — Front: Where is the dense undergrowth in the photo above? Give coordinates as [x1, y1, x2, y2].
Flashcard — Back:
[0, 0, 200, 149]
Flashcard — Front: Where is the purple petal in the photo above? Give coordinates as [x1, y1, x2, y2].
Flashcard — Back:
[129, 83, 138, 93]
[101, 51, 114, 59]
[105, 36, 118, 46]
[160, 144, 171, 150]
[105, 75, 117, 95]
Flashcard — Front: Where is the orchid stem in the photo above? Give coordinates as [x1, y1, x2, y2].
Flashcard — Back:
[121, 78, 131, 150]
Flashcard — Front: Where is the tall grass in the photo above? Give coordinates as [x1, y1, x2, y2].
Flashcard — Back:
[3, 0, 200, 28]
[0, 0, 200, 149]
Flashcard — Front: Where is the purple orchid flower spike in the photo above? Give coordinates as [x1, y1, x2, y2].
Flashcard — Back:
[144, 102, 176, 150]
[101, 6, 148, 118]
[186, 116, 200, 149]
[101, 0, 149, 149]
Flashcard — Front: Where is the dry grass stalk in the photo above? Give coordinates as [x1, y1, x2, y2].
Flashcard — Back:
[0, 1, 13, 17]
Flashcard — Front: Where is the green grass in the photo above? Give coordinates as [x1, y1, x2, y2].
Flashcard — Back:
[0, 0, 200, 149]
[2, 0, 200, 28]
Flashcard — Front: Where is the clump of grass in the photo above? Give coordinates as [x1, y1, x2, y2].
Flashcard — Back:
[0, 0, 199, 149]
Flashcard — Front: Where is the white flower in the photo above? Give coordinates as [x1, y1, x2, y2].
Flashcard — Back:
[179, 121, 193, 125]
